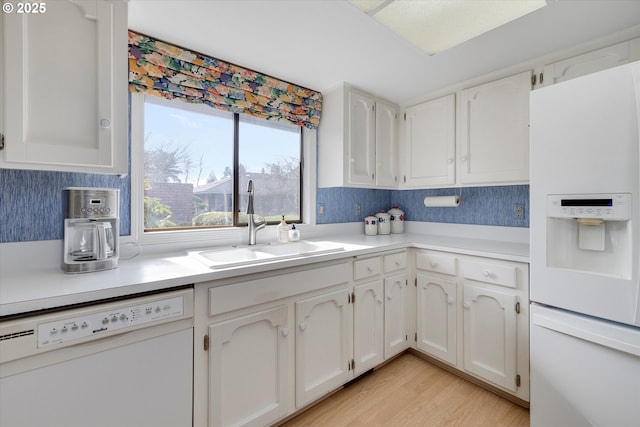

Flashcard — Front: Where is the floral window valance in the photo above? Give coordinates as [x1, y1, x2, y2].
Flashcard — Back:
[128, 31, 322, 129]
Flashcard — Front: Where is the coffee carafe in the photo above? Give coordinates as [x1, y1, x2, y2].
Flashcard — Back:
[63, 188, 119, 273]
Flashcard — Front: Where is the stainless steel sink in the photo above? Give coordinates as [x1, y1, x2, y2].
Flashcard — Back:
[188, 241, 345, 269]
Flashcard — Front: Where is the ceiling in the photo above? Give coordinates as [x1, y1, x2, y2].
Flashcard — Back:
[128, 0, 640, 105]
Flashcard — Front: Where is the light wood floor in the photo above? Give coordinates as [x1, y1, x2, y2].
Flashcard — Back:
[279, 352, 529, 427]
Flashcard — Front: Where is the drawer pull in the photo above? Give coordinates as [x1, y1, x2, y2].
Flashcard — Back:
[299, 322, 306, 331]
[387, 295, 392, 301]
[482, 270, 491, 278]
[395, 260, 401, 266]
[448, 297, 454, 305]
[463, 302, 470, 310]
[367, 266, 374, 272]
[430, 262, 438, 268]
[281, 327, 290, 337]
[377, 298, 383, 304]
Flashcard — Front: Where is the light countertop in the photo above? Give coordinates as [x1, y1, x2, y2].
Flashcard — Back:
[0, 223, 529, 317]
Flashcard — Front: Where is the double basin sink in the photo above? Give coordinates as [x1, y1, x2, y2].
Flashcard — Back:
[189, 240, 345, 269]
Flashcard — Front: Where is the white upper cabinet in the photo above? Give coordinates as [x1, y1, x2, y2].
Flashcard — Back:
[1, 0, 128, 175]
[348, 90, 376, 186]
[402, 94, 456, 188]
[541, 37, 640, 87]
[375, 99, 399, 187]
[318, 84, 398, 188]
[459, 71, 531, 185]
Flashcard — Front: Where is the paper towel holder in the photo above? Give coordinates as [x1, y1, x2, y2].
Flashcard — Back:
[424, 196, 462, 207]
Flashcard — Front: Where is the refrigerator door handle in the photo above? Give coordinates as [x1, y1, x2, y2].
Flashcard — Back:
[532, 310, 640, 357]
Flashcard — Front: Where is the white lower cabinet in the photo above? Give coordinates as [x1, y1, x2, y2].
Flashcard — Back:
[462, 283, 517, 392]
[414, 249, 529, 402]
[354, 252, 409, 362]
[384, 273, 409, 359]
[353, 280, 384, 375]
[196, 254, 409, 426]
[295, 288, 353, 407]
[416, 274, 457, 365]
[194, 247, 527, 426]
[209, 305, 289, 427]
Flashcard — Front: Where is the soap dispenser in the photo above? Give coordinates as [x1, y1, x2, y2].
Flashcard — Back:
[288, 224, 300, 242]
[277, 215, 289, 243]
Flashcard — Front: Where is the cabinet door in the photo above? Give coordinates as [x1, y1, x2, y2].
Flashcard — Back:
[463, 283, 518, 392]
[459, 71, 531, 185]
[384, 273, 408, 359]
[542, 37, 640, 87]
[375, 100, 398, 187]
[403, 94, 455, 187]
[296, 288, 353, 407]
[353, 280, 384, 375]
[209, 305, 290, 427]
[347, 90, 376, 186]
[2, 0, 128, 174]
[416, 273, 457, 365]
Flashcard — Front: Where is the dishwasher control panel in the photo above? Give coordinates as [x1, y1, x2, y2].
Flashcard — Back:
[37, 294, 185, 348]
[0, 288, 194, 365]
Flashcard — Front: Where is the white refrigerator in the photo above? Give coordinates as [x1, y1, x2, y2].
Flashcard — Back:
[529, 60, 640, 426]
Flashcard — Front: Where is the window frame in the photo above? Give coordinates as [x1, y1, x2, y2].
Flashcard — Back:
[129, 93, 317, 248]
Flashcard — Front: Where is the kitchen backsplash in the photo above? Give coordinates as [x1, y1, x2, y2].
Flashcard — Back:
[0, 169, 131, 243]
[317, 185, 529, 228]
[0, 168, 527, 243]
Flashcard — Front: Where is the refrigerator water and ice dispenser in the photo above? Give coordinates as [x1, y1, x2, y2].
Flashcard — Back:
[546, 193, 632, 279]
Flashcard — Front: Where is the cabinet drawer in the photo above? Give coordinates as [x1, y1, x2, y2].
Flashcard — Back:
[416, 252, 457, 276]
[461, 259, 517, 288]
[383, 252, 406, 273]
[354, 257, 382, 280]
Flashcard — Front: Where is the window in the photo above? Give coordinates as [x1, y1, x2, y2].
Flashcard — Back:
[140, 95, 303, 233]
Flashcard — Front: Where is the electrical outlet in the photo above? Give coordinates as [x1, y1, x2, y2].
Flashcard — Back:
[514, 204, 524, 218]
[356, 203, 362, 216]
[319, 203, 324, 216]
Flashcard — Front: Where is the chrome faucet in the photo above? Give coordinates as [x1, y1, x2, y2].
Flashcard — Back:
[246, 179, 265, 245]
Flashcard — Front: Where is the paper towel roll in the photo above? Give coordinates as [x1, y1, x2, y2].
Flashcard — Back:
[424, 196, 461, 207]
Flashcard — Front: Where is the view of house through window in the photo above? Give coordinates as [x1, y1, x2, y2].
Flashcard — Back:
[143, 96, 302, 231]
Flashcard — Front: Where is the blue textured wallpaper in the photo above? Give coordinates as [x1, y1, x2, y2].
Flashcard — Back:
[0, 169, 130, 243]
[316, 187, 392, 224]
[318, 185, 529, 228]
[1, 172, 527, 243]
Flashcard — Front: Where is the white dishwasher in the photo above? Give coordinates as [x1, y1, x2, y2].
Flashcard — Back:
[0, 287, 194, 427]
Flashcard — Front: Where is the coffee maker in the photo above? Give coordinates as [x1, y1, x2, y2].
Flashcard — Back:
[63, 187, 119, 273]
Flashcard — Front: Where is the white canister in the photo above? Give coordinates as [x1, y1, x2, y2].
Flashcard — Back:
[375, 210, 391, 235]
[364, 214, 377, 236]
[388, 205, 405, 234]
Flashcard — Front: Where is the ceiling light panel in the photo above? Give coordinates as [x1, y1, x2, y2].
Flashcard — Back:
[350, 0, 547, 55]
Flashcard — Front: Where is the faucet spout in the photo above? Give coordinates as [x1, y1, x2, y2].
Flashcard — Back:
[246, 180, 255, 215]
[246, 179, 265, 245]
